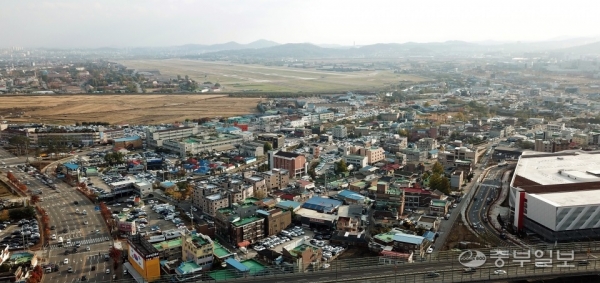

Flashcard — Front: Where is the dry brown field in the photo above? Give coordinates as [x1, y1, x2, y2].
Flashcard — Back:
[0, 95, 261, 125]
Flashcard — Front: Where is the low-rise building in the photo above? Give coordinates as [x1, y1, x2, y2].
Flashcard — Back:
[182, 231, 215, 269]
[261, 169, 290, 190]
[429, 199, 449, 217]
[257, 208, 292, 237]
[269, 151, 308, 178]
[344, 154, 368, 168]
[332, 125, 348, 139]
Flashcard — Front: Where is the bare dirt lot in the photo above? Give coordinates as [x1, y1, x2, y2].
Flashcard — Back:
[119, 59, 430, 93]
[0, 95, 261, 125]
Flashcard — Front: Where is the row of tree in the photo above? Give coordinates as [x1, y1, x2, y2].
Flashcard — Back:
[6, 172, 28, 193]
[25, 265, 44, 283]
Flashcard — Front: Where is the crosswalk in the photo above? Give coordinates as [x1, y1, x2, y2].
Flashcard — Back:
[47, 236, 110, 249]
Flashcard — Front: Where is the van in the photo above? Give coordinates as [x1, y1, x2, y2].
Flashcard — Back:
[58, 237, 63, 243]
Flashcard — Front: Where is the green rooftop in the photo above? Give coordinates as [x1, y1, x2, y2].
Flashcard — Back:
[231, 216, 262, 228]
[191, 234, 208, 246]
[178, 261, 201, 274]
[374, 231, 397, 243]
[241, 259, 266, 275]
[153, 238, 182, 251]
[217, 207, 234, 215]
[351, 181, 366, 188]
[431, 200, 447, 207]
[213, 241, 232, 258]
[209, 269, 239, 280]
[243, 197, 260, 204]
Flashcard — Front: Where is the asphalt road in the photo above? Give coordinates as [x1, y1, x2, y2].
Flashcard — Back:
[33, 173, 114, 283]
[466, 165, 512, 247]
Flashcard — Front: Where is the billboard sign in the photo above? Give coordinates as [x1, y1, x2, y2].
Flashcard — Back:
[129, 247, 144, 270]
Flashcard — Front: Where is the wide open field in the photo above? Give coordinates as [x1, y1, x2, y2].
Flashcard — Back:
[0, 95, 260, 125]
[119, 59, 430, 93]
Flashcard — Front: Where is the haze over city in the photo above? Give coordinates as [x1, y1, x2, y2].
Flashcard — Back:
[2, 0, 599, 48]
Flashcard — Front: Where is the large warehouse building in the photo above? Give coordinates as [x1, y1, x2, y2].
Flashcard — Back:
[509, 150, 600, 242]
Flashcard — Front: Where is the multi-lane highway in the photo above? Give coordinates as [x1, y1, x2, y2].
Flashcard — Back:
[38, 174, 114, 283]
[0, 147, 116, 282]
[466, 165, 511, 246]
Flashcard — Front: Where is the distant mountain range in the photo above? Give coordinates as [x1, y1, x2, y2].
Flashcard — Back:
[164, 37, 600, 59]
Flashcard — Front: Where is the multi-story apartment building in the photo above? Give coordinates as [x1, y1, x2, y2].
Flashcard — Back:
[257, 208, 292, 237]
[146, 126, 198, 148]
[409, 128, 438, 142]
[351, 146, 385, 164]
[239, 141, 265, 157]
[402, 148, 428, 162]
[332, 125, 348, 139]
[382, 136, 408, 153]
[415, 138, 438, 151]
[269, 151, 307, 178]
[437, 146, 485, 166]
[231, 217, 265, 245]
[379, 112, 399, 122]
[100, 129, 125, 143]
[344, 154, 368, 168]
[181, 231, 214, 269]
[546, 123, 565, 132]
[534, 138, 570, 153]
[29, 130, 101, 146]
[261, 169, 290, 190]
[572, 133, 589, 146]
[257, 134, 285, 149]
[201, 193, 230, 217]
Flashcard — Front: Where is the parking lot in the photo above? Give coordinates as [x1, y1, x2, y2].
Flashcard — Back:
[104, 197, 181, 236]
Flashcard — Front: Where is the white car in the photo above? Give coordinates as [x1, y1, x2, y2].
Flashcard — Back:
[51, 234, 57, 240]
[493, 270, 507, 275]
[64, 258, 69, 264]
[426, 247, 434, 253]
[105, 269, 110, 274]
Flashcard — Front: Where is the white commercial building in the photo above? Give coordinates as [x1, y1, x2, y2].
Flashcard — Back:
[510, 150, 600, 242]
[332, 125, 348, 139]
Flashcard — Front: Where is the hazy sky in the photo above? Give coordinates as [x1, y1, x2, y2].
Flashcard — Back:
[2, 0, 598, 48]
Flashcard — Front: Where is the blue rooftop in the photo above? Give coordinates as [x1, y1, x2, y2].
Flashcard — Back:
[392, 233, 425, 245]
[225, 258, 249, 272]
[114, 136, 140, 142]
[429, 149, 439, 154]
[422, 231, 436, 242]
[338, 190, 366, 201]
[161, 181, 175, 187]
[63, 163, 79, 171]
[302, 197, 342, 213]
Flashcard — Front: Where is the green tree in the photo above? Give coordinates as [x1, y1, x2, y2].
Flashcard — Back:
[335, 159, 348, 174]
[432, 162, 444, 175]
[263, 142, 273, 153]
[214, 82, 221, 88]
[398, 129, 409, 137]
[8, 136, 29, 156]
[424, 102, 431, 107]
